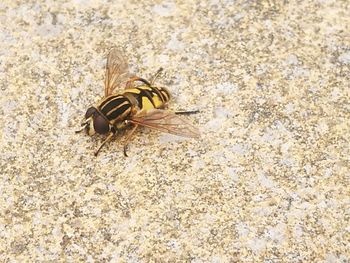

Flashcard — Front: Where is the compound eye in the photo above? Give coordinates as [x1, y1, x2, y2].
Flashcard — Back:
[93, 115, 109, 134]
[85, 107, 96, 119]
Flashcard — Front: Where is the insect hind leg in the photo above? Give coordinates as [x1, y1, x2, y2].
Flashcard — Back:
[150, 67, 164, 85]
[126, 77, 151, 89]
[175, 110, 200, 115]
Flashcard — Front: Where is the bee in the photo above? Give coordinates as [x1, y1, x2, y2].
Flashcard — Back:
[76, 48, 200, 156]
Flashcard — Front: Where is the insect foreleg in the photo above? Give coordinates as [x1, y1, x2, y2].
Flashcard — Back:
[94, 131, 115, 156]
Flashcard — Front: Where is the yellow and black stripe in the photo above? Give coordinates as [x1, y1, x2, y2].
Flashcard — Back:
[124, 86, 170, 110]
[97, 85, 171, 123]
[99, 95, 132, 122]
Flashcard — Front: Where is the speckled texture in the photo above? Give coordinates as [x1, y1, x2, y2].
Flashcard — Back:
[1, 0, 349, 262]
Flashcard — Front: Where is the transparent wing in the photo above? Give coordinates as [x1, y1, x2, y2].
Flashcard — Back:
[104, 48, 131, 96]
[128, 109, 200, 138]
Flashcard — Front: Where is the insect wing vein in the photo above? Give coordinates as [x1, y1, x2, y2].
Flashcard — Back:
[104, 48, 131, 96]
[129, 110, 200, 138]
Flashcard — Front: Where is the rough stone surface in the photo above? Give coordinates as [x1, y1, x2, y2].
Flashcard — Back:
[1, 0, 349, 262]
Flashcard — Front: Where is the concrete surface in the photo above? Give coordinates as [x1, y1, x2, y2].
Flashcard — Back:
[1, 0, 349, 262]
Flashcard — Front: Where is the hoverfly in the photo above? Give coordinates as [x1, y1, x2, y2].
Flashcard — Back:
[76, 48, 200, 156]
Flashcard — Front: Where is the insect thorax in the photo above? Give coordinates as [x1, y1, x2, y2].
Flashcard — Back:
[98, 94, 132, 123]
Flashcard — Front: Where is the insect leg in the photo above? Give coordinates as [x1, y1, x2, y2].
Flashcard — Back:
[175, 110, 200, 115]
[150, 67, 164, 85]
[126, 77, 151, 89]
[94, 132, 115, 156]
[123, 124, 139, 157]
[75, 122, 88, 133]
[75, 126, 86, 133]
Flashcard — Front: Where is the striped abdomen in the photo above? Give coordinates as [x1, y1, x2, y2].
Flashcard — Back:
[97, 85, 170, 123]
[123, 85, 170, 111]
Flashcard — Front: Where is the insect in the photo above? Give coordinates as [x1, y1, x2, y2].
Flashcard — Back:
[76, 48, 200, 156]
